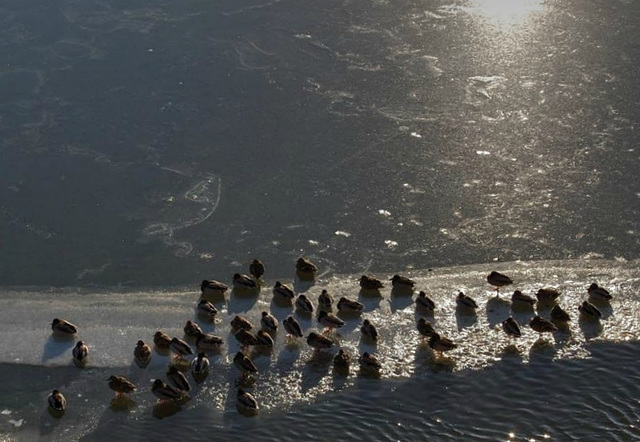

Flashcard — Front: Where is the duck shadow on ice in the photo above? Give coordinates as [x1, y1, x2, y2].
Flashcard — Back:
[42, 334, 77, 364]
[485, 296, 511, 328]
[227, 290, 259, 314]
[300, 351, 332, 395]
[389, 293, 414, 313]
[455, 308, 478, 331]
[578, 315, 603, 340]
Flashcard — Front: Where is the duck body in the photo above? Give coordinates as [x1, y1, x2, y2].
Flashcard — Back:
[273, 281, 295, 304]
[296, 257, 318, 279]
[151, 379, 182, 402]
[360, 275, 384, 290]
[51, 318, 78, 335]
[501, 317, 522, 338]
[134, 340, 152, 364]
[260, 311, 278, 333]
[579, 301, 602, 319]
[416, 291, 435, 311]
[167, 366, 191, 392]
[233, 273, 258, 290]
[487, 271, 513, 293]
[231, 315, 253, 332]
[529, 316, 558, 335]
[318, 310, 345, 331]
[48, 389, 66, 412]
[196, 333, 224, 351]
[107, 375, 136, 396]
[417, 318, 436, 338]
[360, 319, 378, 341]
[429, 333, 457, 355]
[318, 290, 334, 310]
[249, 259, 265, 279]
[536, 288, 561, 305]
[200, 279, 229, 296]
[295, 294, 314, 314]
[197, 300, 218, 319]
[456, 292, 478, 309]
[233, 352, 258, 375]
[359, 352, 382, 372]
[237, 388, 259, 411]
[73, 341, 89, 364]
[337, 297, 363, 314]
[170, 337, 193, 357]
[307, 332, 334, 350]
[588, 283, 612, 301]
[184, 320, 203, 338]
[191, 352, 210, 375]
[283, 316, 303, 338]
[154, 331, 172, 349]
[256, 330, 275, 347]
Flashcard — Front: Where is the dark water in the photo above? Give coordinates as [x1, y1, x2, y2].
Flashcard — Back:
[1, 0, 639, 287]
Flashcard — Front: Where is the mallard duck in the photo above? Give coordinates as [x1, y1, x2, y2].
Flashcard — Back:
[196, 300, 218, 320]
[456, 292, 478, 309]
[501, 317, 521, 338]
[535, 288, 561, 305]
[200, 279, 228, 296]
[195, 333, 224, 351]
[337, 297, 363, 314]
[417, 318, 436, 338]
[154, 331, 172, 349]
[295, 294, 314, 314]
[48, 389, 66, 412]
[191, 352, 210, 375]
[390, 274, 415, 288]
[360, 319, 378, 341]
[151, 379, 182, 402]
[170, 337, 193, 358]
[415, 291, 435, 311]
[233, 351, 258, 375]
[249, 258, 265, 280]
[283, 316, 303, 338]
[167, 366, 191, 392]
[260, 311, 278, 333]
[231, 315, 253, 332]
[183, 320, 203, 338]
[134, 340, 152, 365]
[359, 275, 384, 290]
[359, 352, 382, 372]
[428, 333, 457, 356]
[256, 330, 274, 347]
[579, 301, 602, 319]
[237, 388, 258, 411]
[318, 310, 344, 331]
[588, 283, 612, 301]
[487, 271, 513, 295]
[511, 290, 536, 307]
[307, 331, 334, 350]
[233, 273, 258, 290]
[235, 329, 259, 347]
[107, 375, 136, 397]
[273, 281, 296, 303]
[529, 316, 558, 337]
[72, 340, 89, 364]
[333, 349, 350, 369]
[550, 305, 571, 323]
[318, 289, 334, 310]
[296, 257, 318, 279]
[51, 318, 77, 335]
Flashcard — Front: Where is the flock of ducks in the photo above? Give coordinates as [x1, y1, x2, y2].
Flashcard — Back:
[46, 259, 614, 417]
